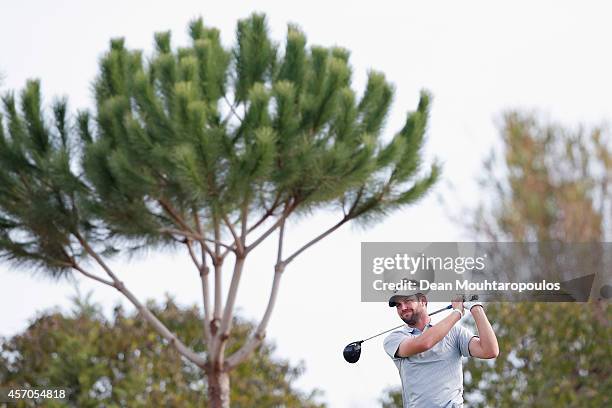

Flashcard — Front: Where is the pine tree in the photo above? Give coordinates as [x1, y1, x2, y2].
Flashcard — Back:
[0, 14, 439, 407]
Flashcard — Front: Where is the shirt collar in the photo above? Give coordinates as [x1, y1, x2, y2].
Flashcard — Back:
[406, 322, 433, 333]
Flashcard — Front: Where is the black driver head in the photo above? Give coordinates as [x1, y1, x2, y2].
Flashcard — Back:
[343, 341, 362, 363]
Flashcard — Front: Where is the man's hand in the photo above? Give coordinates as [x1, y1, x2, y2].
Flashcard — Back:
[451, 299, 464, 315]
[467, 305, 499, 359]
[464, 300, 483, 311]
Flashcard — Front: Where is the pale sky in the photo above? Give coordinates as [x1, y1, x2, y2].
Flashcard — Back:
[1, 1, 612, 407]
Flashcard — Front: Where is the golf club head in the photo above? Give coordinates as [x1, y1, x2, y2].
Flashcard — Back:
[343, 341, 362, 363]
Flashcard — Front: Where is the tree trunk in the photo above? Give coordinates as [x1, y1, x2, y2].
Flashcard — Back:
[207, 365, 230, 408]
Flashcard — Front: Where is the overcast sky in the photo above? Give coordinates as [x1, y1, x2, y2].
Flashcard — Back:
[2, 1, 612, 407]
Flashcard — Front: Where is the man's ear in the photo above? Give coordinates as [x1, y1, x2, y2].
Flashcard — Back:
[420, 295, 428, 307]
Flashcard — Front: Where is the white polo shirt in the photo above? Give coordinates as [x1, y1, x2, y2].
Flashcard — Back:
[383, 323, 476, 408]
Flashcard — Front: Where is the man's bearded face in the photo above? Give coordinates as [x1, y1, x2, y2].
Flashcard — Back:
[395, 297, 426, 325]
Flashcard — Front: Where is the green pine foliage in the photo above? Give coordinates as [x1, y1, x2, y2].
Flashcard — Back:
[0, 81, 85, 276]
[0, 13, 438, 274]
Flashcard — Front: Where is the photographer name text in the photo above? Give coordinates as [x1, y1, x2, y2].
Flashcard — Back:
[373, 279, 561, 293]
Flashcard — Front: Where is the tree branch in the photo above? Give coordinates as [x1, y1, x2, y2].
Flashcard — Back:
[240, 200, 248, 248]
[160, 227, 204, 242]
[245, 200, 296, 254]
[349, 186, 365, 215]
[186, 240, 212, 344]
[73, 232, 206, 367]
[223, 95, 244, 123]
[216, 194, 284, 258]
[283, 215, 351, 266]
[185, 239, 202, 270]
[276, 217, 285, 264]
[208, 252, 224, 363]
[247, 192, 282, 234]
[205, 238, 234, 251]
[72, 263, 115, 287]
[222, 214, 244, 255]
[212, 217, 223, 331]
[215, 255, 246, 364]
[158, 198, 192, 231]
[227, 218, 287, 369]
[227, 266, 286, 368]
[200, 264, 213, 345]
[160, 227, 233, 258]
[158, 200, 216, 259]
[192, 210, 214, 344]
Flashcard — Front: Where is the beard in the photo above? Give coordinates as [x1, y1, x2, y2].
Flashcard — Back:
[401, 309, 423, 326]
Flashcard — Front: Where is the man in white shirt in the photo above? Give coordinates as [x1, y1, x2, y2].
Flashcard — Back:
[384, 293, 499, 408]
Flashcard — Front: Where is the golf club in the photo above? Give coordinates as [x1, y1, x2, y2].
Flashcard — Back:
[343, 295, 479, 363]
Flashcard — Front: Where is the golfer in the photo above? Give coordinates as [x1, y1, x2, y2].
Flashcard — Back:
[384, 293, 499, 408]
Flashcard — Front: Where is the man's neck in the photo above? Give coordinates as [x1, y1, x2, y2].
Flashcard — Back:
[409, 315, 431, 332]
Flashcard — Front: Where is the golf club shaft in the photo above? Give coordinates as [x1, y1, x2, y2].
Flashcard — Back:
[360, 304, 452, 343]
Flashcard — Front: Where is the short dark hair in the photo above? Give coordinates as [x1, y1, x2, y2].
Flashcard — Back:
[388, 292, 428, 307]
[415, 293, 427, 305]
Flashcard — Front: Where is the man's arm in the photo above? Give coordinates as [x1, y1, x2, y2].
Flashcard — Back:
[467, 306, 499, 359]
[396, 301, 463, 357]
